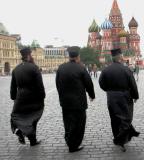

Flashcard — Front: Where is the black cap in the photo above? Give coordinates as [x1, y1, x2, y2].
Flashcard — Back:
[111, 48, 122, 57]
[20, 47, 32, 57]
[67, 46, 80, 58]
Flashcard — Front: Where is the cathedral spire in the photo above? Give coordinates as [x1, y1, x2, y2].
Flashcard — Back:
[112, 0, 119, 10]
[110, 0, 121, 16]
[109, 0, 124, 28]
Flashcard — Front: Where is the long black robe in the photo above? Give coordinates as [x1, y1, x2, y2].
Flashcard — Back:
[10, 61, 45, 137]
[99, 62, 139, 144]
[56, 60, 95, 149]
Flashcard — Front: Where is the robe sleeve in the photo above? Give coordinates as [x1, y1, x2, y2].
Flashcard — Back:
[99, 71, 107, 91]
[82, 68, 95, 99]
[10, 70, 17, 100]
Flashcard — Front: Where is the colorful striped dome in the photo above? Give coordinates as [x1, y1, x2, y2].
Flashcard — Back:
[89, 19, 101, 32]
[101, 19, 113, 30]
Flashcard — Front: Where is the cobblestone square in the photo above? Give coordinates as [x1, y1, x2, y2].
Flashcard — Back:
[0, 71, 144, 160]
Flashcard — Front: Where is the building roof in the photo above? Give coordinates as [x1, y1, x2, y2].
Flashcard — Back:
[101, 19, 113, 30]
[0, 23, 9, 35]
[128, 17, 138, 28]
[119, 29, 128, 37]
[88, 19, 100, 33]
[110, 0, 121, 16]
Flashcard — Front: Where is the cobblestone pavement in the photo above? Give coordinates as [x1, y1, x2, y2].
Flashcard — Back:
[0, 71, 144, 160]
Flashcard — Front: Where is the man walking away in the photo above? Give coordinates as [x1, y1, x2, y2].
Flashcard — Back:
[10, 47, 45, 146]
[56, 46, 95, 153]
[99, 48, 139, 152]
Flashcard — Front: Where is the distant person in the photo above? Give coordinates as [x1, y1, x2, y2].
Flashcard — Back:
[10, 47, 45, 146]
[99, 48, 139, 152]
[93, 64, 97, 78]
[88, 64, 92, 76]
[56, 46, 95, 152]
[134, 62, 140, 81]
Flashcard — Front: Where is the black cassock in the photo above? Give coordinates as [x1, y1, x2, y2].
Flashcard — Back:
[10, 61, 45, 140]
[56, 60, 95, 149]
[99, 62, 139, 144]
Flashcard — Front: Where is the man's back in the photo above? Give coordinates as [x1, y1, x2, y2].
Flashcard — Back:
[100, 62, 131, 91]
[11, 62, 45, 102]
[99, 62, 139, 99]
[56, 61, 95, 110]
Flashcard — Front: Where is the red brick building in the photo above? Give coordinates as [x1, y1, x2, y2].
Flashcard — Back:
[87, 0, 141, 64]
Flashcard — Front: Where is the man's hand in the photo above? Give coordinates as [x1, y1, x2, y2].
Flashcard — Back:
[134, 99, 137, 103]
[89, 97, 95, 102]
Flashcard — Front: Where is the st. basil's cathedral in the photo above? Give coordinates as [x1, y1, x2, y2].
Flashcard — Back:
[87, 0, 141, 63]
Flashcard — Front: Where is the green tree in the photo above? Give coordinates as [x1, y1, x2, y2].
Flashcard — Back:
[103, 54, 112, 64]
[123, 49, 135, 57]
[80, 47, 101, 67]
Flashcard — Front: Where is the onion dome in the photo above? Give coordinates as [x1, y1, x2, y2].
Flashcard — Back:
[101, 19, 113, 30]
[118, 29, 128, 37]
[31, 40, 40, 48]
[128, 17, 138, 28]
[88, 19, 101, 32]
[0, 22, 9, 35]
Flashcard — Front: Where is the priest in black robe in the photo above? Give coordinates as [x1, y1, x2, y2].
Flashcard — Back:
[99, 48, 139, 151]
[10, 47, 45, 146]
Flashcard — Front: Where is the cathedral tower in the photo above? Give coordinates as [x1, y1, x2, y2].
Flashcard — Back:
[101, 19, 113, 54]
[109, 0, 124, 48]
[128, 17, 140, 57]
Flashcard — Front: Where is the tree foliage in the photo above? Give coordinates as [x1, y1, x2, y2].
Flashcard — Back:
[123, 49, 135, 57]
[80, 47, 101, 67]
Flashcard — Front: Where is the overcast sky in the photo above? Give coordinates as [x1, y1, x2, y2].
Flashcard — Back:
[0, 0, 143, 54]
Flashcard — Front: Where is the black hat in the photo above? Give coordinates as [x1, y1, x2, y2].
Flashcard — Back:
[67, 46, 80, 58]
[111, 48, 122, 57]
[20, 47, 32, 57]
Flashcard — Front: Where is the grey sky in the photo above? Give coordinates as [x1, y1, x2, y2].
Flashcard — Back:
[0, 0, 143, 54]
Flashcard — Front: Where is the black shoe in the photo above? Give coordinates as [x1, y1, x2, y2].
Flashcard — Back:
[113, 139, 126, 152]
[69, 146, 84, 153]
[128, 131, 140, 141]
[132, 131, 140, 137]
[119, 144, 126, 152]
[30, 140, 41, 146]
[15, 129, 25, 145]
[18, 136, 25, 144]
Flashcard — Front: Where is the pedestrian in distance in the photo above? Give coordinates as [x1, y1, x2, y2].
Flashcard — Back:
[56, 46, 95, 153]
[134, 62, 140, 81]
[88, 64, 92, 76]
[10, 47, 45, 146]
[99, 48, 140, 152]
[93, 64, 97, 78]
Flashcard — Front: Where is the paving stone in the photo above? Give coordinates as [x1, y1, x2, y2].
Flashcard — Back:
[0, 72, 144, 159]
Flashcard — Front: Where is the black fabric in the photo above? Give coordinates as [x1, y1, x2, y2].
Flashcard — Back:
[10, 62, 45, 102]
[111, 48, 122, 57]
[62, 109, 86, 149]
[20, 47, 32, 57]
[11, 109, 43, 136]
[99, 62, 139, 144]
[99, 62, 139, 99]
[10, 61, 45, 137]
[107, 91, 133, 138]
[56, 61, 95, 110]
[67, 46, 80, 58]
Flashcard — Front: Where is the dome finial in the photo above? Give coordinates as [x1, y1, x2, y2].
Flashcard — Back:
[128, 17, 138, 28]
